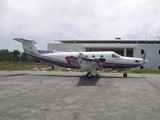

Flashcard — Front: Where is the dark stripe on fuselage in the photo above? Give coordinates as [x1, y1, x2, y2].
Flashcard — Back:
[25, 52, 80, 68]
[102, 61, 141, 68]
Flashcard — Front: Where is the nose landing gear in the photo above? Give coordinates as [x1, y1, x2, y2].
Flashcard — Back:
[123, 73, 127, 78]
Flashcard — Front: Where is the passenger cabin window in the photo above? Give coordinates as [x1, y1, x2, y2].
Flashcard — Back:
[112, 54, 119, 58]
[85, 55, 88, 58]
[92, 55, 95, 58]
[100, 55, 103, 57]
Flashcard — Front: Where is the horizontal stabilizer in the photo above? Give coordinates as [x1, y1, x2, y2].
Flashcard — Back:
[13, 38, 37, 44]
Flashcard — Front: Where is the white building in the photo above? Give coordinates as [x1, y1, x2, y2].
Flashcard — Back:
[48, 39, 160, 69]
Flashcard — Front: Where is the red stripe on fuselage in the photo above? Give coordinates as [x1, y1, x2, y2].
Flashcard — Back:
[103, 61, 141, 67]
[25, 52, 78, 65]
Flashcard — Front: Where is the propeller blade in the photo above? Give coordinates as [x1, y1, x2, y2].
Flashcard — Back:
[143, 52, 146, 60]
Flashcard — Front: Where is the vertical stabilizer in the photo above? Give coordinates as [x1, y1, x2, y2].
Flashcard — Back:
[13, 38, 39, 61]
[13, 38, 39, 54]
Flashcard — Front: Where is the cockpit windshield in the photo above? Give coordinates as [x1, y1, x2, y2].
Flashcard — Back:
[111, 53, 121, 58]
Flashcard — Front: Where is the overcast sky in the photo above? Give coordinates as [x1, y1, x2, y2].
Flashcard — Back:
[0, 0, 160, 51]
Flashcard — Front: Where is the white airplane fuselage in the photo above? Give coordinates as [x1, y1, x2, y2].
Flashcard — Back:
[25, 50, 146, 69]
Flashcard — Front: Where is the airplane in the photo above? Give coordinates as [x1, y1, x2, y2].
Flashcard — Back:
[13, 38, 148, 78]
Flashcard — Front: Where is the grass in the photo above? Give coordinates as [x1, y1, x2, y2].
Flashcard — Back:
[131, 69, 160, 74]
[0, 61, 48, 71]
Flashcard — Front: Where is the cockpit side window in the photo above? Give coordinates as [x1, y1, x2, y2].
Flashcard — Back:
[112, 54, 119, 58]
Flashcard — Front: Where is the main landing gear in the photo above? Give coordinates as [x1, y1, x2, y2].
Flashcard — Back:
[87, 71, 93, 78]
[123, 73, 127, 78]
[86, 69, 97, 78]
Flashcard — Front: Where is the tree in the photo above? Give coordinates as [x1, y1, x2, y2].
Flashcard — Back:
[0, 49, 27, 61]
[0, 49, 13, 61]
[20, 52, 27, 61]
[10, 50, 21, 61]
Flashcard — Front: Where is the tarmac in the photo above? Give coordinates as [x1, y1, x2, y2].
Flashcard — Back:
[0, 71, 160, 120]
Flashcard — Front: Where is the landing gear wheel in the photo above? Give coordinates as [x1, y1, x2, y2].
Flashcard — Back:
[123, 73, 127, 78]
[87, 72, 93, 78]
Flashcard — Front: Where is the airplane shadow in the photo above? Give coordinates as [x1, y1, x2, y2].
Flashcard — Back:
[76, 74, 101, 86]
[3, 73, 100, 86]
[3, 73, 79, 77]
[75, 74, 141, 86]
[3, 72, 142, 87]
[3, 73, 29, 77]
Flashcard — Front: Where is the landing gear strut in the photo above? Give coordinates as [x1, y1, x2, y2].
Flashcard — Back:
[123, 73, 127, 78]
[87, 71, 93, 78]
[86, 69, 96, 78]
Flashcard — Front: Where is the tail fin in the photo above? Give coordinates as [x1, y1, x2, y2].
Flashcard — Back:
[13, 38, 38, 53]
[13, 38, 39, 61]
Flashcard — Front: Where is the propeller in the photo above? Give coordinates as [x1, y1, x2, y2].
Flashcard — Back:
[142, 51, 146, 62]
[141, 51, 147, 69]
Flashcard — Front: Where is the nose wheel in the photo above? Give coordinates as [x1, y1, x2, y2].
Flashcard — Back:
[123, 73, 127, 78]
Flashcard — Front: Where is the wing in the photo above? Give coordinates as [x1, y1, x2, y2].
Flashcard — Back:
[79, 53, 106, 70]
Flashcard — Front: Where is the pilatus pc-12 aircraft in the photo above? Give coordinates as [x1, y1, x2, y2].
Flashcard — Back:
[14, 38, 148, 78]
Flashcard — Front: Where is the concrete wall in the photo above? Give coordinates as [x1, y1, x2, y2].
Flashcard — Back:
[48, 43, 85, 52]
[134, 44, 160, 69]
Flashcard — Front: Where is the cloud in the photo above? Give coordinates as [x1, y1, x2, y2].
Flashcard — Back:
[0, 0, 160, 50]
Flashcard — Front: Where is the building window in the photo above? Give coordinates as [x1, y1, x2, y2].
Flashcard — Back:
[159, 66, 160, 69]
[140, 66, 144, 69]
[141, 49, 144, 54]
[159, 50, 160, 55]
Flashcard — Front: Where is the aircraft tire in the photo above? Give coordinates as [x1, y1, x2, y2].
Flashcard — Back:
[123, 73, 127, 78]
[87, 72, 93, 78]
